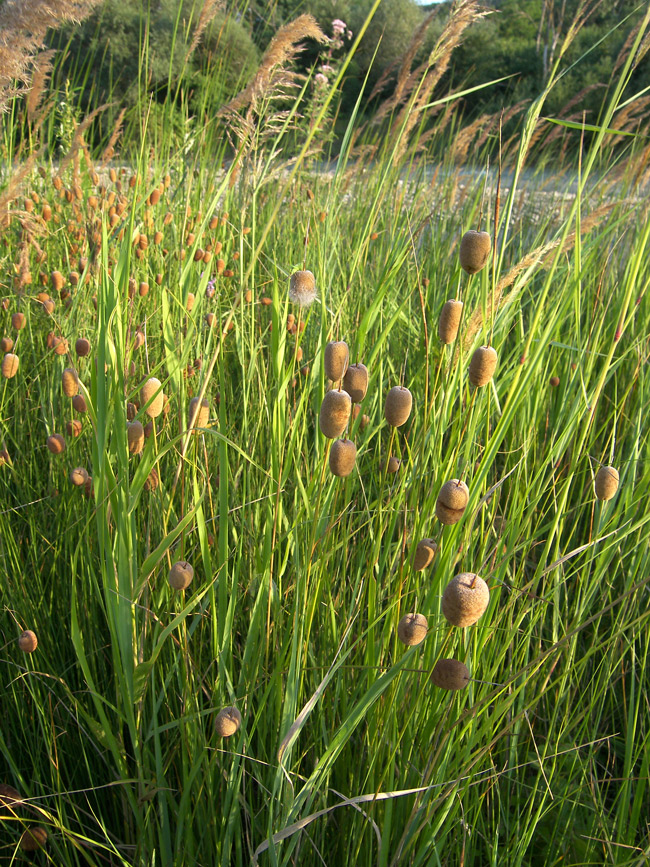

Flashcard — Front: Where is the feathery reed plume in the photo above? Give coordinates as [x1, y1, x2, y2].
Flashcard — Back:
[186, 0, 223, 60]
[0, 0, 99, 112]
[26, 49, 55, 123]
[57, 102, 111, 175]
[101, 107, 126, 165]
[221, 14, 327, 114]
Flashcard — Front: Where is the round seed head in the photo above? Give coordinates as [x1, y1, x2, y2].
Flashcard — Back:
[70, 467, 88, 486]
[75, 337, 91, 357]
[215, 706, 242, 737]
[384, 386, 412, 427]
[468, 345, 498, 387]
[62, 367, 79, 397]
[189, 397, 210, 432]
[438, 299, 463, 344]
[18, 630, 38, 653]
[127, 421, 145, 455]
[1, 337, 13, 352]
[343, 363, 368, 403]
[549, 375, 560, 387]
[144, 467, 159, 491]
[382, 456, 401, 474]
[324, 341, 349, 382]
[459, 230, 491, 275]
[11, 312, 26, 330]
[1, 353, 19, 378]
[168, 561, 193, 591]
[289, 270, 316, 307]
[441, 573, 489, 627]
[595, 465, 619, 501]
[397, 613, 428, 646]
[20, 827, 47, 852]
[72, 393, 87, 413]
[413, 538, 437, 571]
[329, 439, 357, 477]
[431, 658, 470, 690]
[46, 434, 66, 455]
[66, 419, 82, 438]
[319, 389, 351, 439]
[51, 270, 64, 292]
[141, 377, 164, 418]
[0, 784, 22, 810]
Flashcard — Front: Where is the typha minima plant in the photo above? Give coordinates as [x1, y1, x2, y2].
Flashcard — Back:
[441, 573, 490, 627]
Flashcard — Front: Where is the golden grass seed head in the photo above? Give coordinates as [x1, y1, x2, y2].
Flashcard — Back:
[46, 434, 66, 455]
[62, 368, 79, 397]
[1, 353, 19, 378]
[413, 538, 437, 571]
[289, 270, 317, 308]
[324, 341, 349, 382]
[18, 630, 38, 653]
[441, 573, 489, 627]
[329, 438, 357, 477]
[215, 706, 242, 737]
[141, 378, 164, 418]
[384, 386, 412, 427]
[319, 389, 352, 438]
[459, 230, 491, 275]
[189, 397, 210, 431]
[72, 394, 87, 413]
[1, 337, 14, 352]
[127, 421, 145, 455]
[468, 345, 498, 387]
[397, 613, 428, 646]
[431, 658, 470, 690]
[595, 465, 619, 501]
[343, 363, 368, 403]
[438, 299, 463, 344]
[11, 312, 25, 330]
[168, 561, 194, 591]
[70, 467, 88, 486]
[19, 827, 47, 852]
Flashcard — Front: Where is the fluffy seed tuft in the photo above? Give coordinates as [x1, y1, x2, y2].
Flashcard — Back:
[289, 270, 317, 307]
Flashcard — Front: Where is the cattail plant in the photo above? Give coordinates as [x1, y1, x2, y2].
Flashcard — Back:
[459, 230, 491, 274]
[70, 467, 88, 486]
[189, 397, 210, 432]
[595, 465, 619, 501]
[127, 421, 145, 455]
[431, 658, 470, 690]
[289, 270, 317, 307]
[413, 538, 437, 571]
[438, 300, 463, 344]
[11, 312, 25, 330]
[1, 337, 13, 352]
[319, 389, 351, 438]
[168, 561, 193, 590]
[46, 434, 66, 454]
[441, 573, 489, 627]
[384, 386, 412, 427]
[62, 368, 79, 397]
[75, 337, 91, 357]
[141, 378, 164, 418]
[435, 479, 469, 524]
[18, 630, 38, 653]
[329, 439, 356, 476]
[324, 341, 349, 382]
[72, 394, 87, 413]
[1, 353, 19, 378]
[469, 346, 498, 387]
[20, 828, 47, 851]
[343, 363, 368, 403]
[397, 613, 428, 646]
[215, 706, 242, 737]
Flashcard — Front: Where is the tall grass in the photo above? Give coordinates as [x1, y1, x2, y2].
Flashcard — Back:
[1, 1, 650, 865]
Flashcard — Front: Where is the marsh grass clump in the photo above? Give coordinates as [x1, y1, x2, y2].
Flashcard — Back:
[324, 341, 349, 382]
[215, 706, 242, 737]
[431, 658, 470, 690]
[413, 538, 437, 571]
[168, 561, 193, 591]
[397, 613, 428, 646]
[319, 389, 351, 438]
[289, 270, 316, 307]
[469, 346, 498, 387]
[595, 465, 619, 501]
[459, 230, 491, 274]
[436, 479, 469, 525]
[329, 439, 356, 477]
[141, 378, 164, 418]
[1, 353, 19, 378]
[343, 363, 368, 403]
[441, 573, 489, 627]
[384, 386, 412, 427]
[438, 300, 463, 344]
[18, 630, 38, 653]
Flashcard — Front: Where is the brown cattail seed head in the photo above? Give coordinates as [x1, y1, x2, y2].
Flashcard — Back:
[413, 538, 437, 571]
[329, 439, 357, 477]
[127, 421, 145, 455]
[438, 299, 463, 344]
[397, 613, 428, 646]
[72, 394, 87, 413]
[189, 397, 210, 431]
[431, 658, 470, 690]
[75, 337, 91, 357]
[0, 784, 22, 810]
[459, 230, 491, 275]
[51, 270, 64, 292]
[595, 466, 619, 501]
[384, 386, 412, 427]
[382, 456, 401, 473]
[468, 345, 498, 387]
[11, 312, 26, 330]
[0, 337, 12, 353]
[1, 353, 19, 378]
[319, 389, 351, 439]
[20, 827, 47, 851]
[18, 630, 38, 653]
[144, 468, 159, 491]
[436, 479, 469, 525]
[441, 573, 490, 627]
[66, 419, 82, 438]
[168, 561, 193, 591]
[186, 293, 195, 312]
[215, 706, 241, 737]
[343, 363, 368, 403]
[141, 378, 164, 418]
[46, 434, 66, 454]
[289, 270, 316, 308]
[324, 341, 349, 382]
[549, 375, 560, 387]
[62, 368, 79, 397]
[70, 467, 88, 486]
